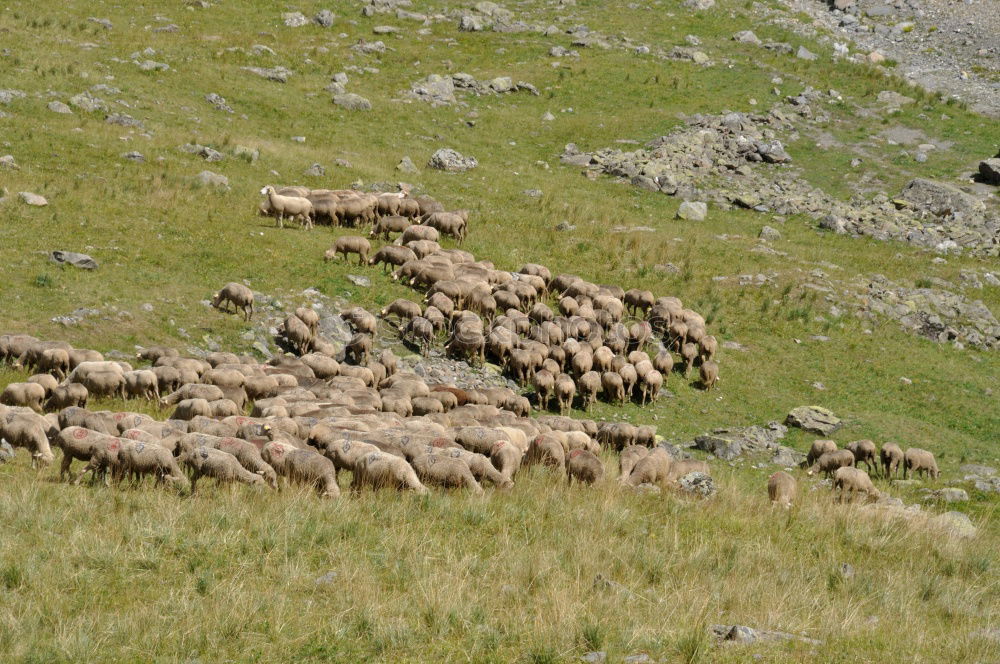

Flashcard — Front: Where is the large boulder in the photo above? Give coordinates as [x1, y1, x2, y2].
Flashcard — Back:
[677, 471, 716, 498]
[898, 178, 984, 218]
[785, 406, 841, 435]
[428, 148, 477, 172]
[333, 93, 372, 111]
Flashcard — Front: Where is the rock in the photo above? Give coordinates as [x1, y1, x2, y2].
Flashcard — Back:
[0, 440, 14, 463]
[122, 151, 145, 162]
[785, 406, 841, 435]
[283, 12, 309, 27]
[373, 25, 397, 34]
[683, 0, 715, 8]
[0, 89, 26, 105]
[459, 15, 485, 31]
[303, 163, 326, 177]
[796, 46, 817, 61]
[200, 147, 224, 162]
[757, 141, 791, 163]
[88, 17, 113, 29]
[542, 111, 555, 121]
[49, 250, 98, 270]
[772, 446, 804, 467]
[136, 60, 169, 72]
[205, 93, 234, 113]
[523, 189, 543, 198]
[678, 472, 716, 498]
[352, 40, 386, 55]
[819, 215, 847, 234]
[718, 625, 758, 644]
[633, 483, 661, 494]
[396, 156, 419, 173]
[47, 101, 73, 114]
[930, 488, 969, 503]
[868, 51, 886, 64]
[759, 225, 781, 241]
[929, 511, 977, 539]
[959, 464, 996, 478]
[428, 148, 477, 172]
[839, 563, 855, 579]
[693, 434, 742, 460]
[346, 274, 371, 287]
[19, 192, 48, 207]
[0, 155, 17, 170]
[314, 10, 335, 27]
[712, 624, 823, 646]
[833, 0, 854, 9]
[242, 66, 292, 83]
[233, 146, 259, 163]
[409, 74, 457, 105]
[580, 653, 606, 664]
[733, 30, 761, 45]
[194, 171, 229, 189]
[974, 478, 1000, 493]
[106, 113, 142, 128]
[898, 178, 984, 218]
[69, 92, 106, 113]
[555, 221, 576, 231]
[677, 201, 707, 221]
[333, 93, 372, 111]
[876, 90, 915, 108]
[979, 158, 1000, 185]
[314, 571, 337, 586]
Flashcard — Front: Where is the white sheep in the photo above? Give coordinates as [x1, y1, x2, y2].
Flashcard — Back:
[260, 185, 314, 230]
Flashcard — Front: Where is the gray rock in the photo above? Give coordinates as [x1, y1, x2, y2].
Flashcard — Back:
[351, 40, 386, 54]
[428, 148, 477, 172]
[833, 0, 854, 9]
[819, 215, 847, 234]
[796, 46, 817, 61]
[194, 171, 229, 189]
[580, 653, 606, 664]
[50, 250, 98, 270]
[333, 93, 372, 111]
[959, 464, 996, 478]
[0, 89, 26, 105]
[683, 0, 715, 8]
[718, 625, 757, 644]
[47, 101, 73, 114]
[757, 141, 791, 163]
[459, 15, 486, 31]
[69, 92, 106, 113]
[396, 156, 419, 173]
[733, 30, 761, 45]
[694, 434, 742, 460]
[876, 90, 915, 108]
[283, 12, 309, 27]
[772, 446, 804, 467]
[785, 406, 841, 435]
[973, 478, 1000, 493]
[898, 178, 984, 218]
[303, 163, 326, 177]
[409, 74, 457, 105]
[555, 221, 576, 231]
[106, 113, 142, 128]
[205, 93, 234, 113]
[314, 571, 337, 585]
[712, 624, 823, 646]
[759, 225, 781, 241]
[930, 488, 969, 503]
[346, 274, 371, 287]
[929, 511, 976, 539]
[0, 155, 17, 170]
[19, 192, 48, 206]
[122, 151, 145, 162]
[88, 17, 113, 29]
[979, 158, 1000, 185]
[0, 440, 14, 463]
[314, 10, 336, 27]
[373, 25, 397, 34]
[677, 201, 707, 221]
[678, 471, 716, 498]
[523, 189, 543, 198]
[242, 66, 292, 83]
[136, 60, 169, 72]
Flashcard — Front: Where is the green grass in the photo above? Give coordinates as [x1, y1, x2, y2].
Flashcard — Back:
[0, 0, 999, 660]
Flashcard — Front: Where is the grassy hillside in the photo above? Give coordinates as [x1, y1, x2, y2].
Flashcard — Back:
[0, 0, 998, 661]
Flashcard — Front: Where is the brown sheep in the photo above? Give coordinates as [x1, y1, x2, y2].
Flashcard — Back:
[172, 398, 212, 421]
[808, 449, 855, 478]
[833, 467, 880, 503]
[653, 350, 674, 375]
[181, 446, 266, 492]
[566, 449, 604, 485]
[524, 434, 566, 474]
[411, 453, 483, 493]
[806, 439, 838, 467]
[1, 382, 46, 413]
[0, 412, 54, 467]
[280, 314, 314, 355]
[846, 440, 878, 474]
[767, 471, 796, 508]
[601, 371, 625, 405]
[353, 451, 428, 493]
[880, 442, 904, 479]
[370, 214, 411, 240]
[326, 236, 371, 265]
[699, 360, 719, 391]
[212, 283, 254, 321]
[441, 447, 512, 489]
[903, 448, 939, 480]
[624, 447, 672, 487]
[618, 445, 650, 482]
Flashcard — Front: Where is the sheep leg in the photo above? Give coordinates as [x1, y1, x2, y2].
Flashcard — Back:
[60, 454, 73, 482]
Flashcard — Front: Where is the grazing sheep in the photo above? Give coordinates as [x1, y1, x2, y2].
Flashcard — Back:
[808, 449, 855, 478]
[0, 412, 55, 467]
[1, 382, 46, 413]
[118, 441, 187, 488]
[401, 224, 439, 244]
[123, 370, 160, 401]
[566, 449, 603, 485]
[624, 447, 672, 487]
[699, 360, 719, 391]
[846, 440, 878, 474]
[353, 451, 428, 493]
[325, 236, 371, 265]
[880, 442, 904, 479]
[46, 383, 88, 410]
[369, 245, 418, 272]
[767, 471, 796, 508]
[39, 348, 70, 380]
[442, 447, 511, 489]
[618, 445, 650, 482]
[653, 350, 674, 375]
[27, 374, 58, 397]
[173, 398, 212, 421]
[699, 335, 718, 362]
[903, 448, 939, 480]
[371, 214, 411, 240]
[411, 453, 483, 493]
[532, 370, 555, 411]
[806, 439, 838, 467]
[181, 433, 278, 489]
[680, 343, 699, 378]
[278, 448, 341, 497]
[833, 467, 880, 503]
[160, 383, 224, 406]
[639, 369, 662, 405]
[577, 371, 601, 411]
[280, 315, 314, 355]
[381, 298, 422, 321]
[554, 373, 576, 415]
[212, 283, 254, 321]
[601, 371, 625, 405]
[181, 446, 266, 492]
[345, 333, 373, 365]
[294, 307, 320, 337]
[260, 185, 314, 230]
[489, 440, 522, 482]
[524, 434, 565, 474]
[666, 459, 710, 483]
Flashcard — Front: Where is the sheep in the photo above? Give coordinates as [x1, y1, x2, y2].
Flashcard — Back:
[699, 334, 718, 362]
[54, 429, 123, 485]
[524, 434, 565, 474]
[0, 412, 55, 467]
[880, 442, 904, 479]
[277, 448, 341, 497]
[294, 307, 320, 337]
[161, 383, 225, 406]
[78, 370, 125, 398]
[423, 211, 466, 242]
[45, 383, 88, 411]
[1, 382, 46, 413]
[601, 371, 625, 405]
[181, 433, 279, 489]
[903, 448, 939, 480]
[680, 342, 699, 378]
[411, 453, 483, 493]
[845, 440, 878, 474]
[123, 370, 160, 401]
[280, 315, 314, 355]
[554, 373, 576, 415]
[370, 214, 411, 240]
[618, 445, 649, 482]
[401, 224, 439, 244]
[576, 371, 601, 411]
[440, 447, 511, 488]
[353, 451, 428, 493]
[806, 439, 838, 467]
[666, 459, 710, 483]
[566, 449, 603, 485]
[807, 449, 855, 478]
[325, 235, 371, 265]
[260, 185, 314, 230]
[335, 196, 375, 227]
[39, 348, 70, 379]
[489, 440, 522, 482]
[118, 441, 187, 488]
[342, 307, 379, 335]
[27, 374, 59, 397]
[533, 370, 555, 411]
[211, 282, 254, 321]
[369, 245, 417, 272]
[381, 298, 422, 321]
[699, 360, 719, 391]
[618, 363, 638, 399]
[833, 467, 880, 503]
[180, 446, 266, 492]
[173, 398, 212, 421]
[653, 350, 674, 375]
[623, 447, 672, 487]
[768, 471, 796, 508]
[345, 333, 373, 365]
[639, 369, 662, 405]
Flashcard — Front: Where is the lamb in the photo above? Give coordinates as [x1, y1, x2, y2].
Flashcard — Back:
[618, 445, 650, 482]
[880, 442, 904, 479]
[767, 471, 796, 508]
[833, 467, 880, 503]
[554, 373, 576, 415]
[123, 370, 160, 401]
[1, 382, 46, 413]
[211, 282, 254, 321]
[260, 185, 314, 230]
[353, 451, 428, 493]
[699, 360, 719, 391]
[369, 245, 417, 272]
[180, 446, 266, 492]
[411, 453, 483, 494]
[118, 441, 188, 488]
[325, 235, 371, 265]
[846, 440, 878, 474]
[903, 448, 939, 480]
[807, 449, 855, 478]
[45, 383, 88, 410]
[623, 447, 672, 487]
[566, 449, 604, 485]
[806, 439, 838, 467]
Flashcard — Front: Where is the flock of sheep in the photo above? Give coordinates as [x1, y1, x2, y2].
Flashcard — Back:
[0, 184, 945, 504]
